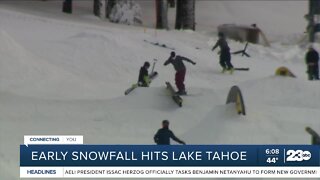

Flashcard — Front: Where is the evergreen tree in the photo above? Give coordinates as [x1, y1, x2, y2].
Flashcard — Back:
[94, 0, 116, 18]
[107, 0, 117, 18]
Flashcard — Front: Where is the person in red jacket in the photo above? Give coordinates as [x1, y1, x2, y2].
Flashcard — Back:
[154, 120, 186, 145]
[164, 51, 196, 95]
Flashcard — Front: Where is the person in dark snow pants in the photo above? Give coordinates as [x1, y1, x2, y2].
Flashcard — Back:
[138, 61, 151, 87]
[305, 46, 319, 80]
[212, 32, 233, 72]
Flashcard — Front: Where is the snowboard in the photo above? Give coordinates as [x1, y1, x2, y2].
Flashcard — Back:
[165, 82, 183, 107]
[124, 72, 158, 95]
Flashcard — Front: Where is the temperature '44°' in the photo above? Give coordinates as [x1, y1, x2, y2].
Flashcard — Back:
[267, 157, 279, 163]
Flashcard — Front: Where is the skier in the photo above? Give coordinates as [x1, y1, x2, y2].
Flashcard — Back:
[305, 46, 319, 80]
[138, 61, 151, 87]
[212, 32, 234, 73]
[164, 51, 196, 95]
[154, 120, 186, 145]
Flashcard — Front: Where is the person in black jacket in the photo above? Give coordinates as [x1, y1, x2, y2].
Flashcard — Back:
[305, 46, 319, 80]
[164, 51, 196, 95]
[138, 61, 151, 87]
[212, 32, 234, 73]
[154, 120, 186, 145]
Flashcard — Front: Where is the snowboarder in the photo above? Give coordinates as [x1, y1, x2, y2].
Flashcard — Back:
[138, 61, 151, 87]
[305, 46, 319, 80]
[164, 51, 196, 95]
[212, 32, 234, 73]
[154, 120, 186, 145]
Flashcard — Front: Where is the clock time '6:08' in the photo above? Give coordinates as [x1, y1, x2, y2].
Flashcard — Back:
[265, 149, 279, 155]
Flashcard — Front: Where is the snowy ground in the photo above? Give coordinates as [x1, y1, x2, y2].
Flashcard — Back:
[0, 1, 319, 180]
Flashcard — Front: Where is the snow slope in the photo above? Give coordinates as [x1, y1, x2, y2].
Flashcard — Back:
[0, 2, 319, 180]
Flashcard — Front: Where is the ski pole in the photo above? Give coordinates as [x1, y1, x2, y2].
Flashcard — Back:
[151, 59, 157, 74]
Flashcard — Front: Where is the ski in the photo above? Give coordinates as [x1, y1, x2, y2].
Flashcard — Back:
[143, 40, 175, 50]
[234, 68, 249, 71]
[221, 68, 249, 74]
[124, 72, 158, 95]
[124, 84, 138, 95]
[165, 81, 183, 107]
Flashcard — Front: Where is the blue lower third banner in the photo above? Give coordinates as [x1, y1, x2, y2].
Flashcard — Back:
[20, 145, 320, 178]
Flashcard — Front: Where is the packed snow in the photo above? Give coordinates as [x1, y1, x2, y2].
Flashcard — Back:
[0, 1, 319, 180]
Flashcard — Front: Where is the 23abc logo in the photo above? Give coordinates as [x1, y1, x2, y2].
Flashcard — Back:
[286, 150, 311, 162]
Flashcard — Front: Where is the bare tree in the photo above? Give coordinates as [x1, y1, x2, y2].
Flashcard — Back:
[175, 0, 183, 29]
[175, 0, 195, 30]
[307, 0, 320, 42]
[156, 0, 169, 29]
[62, 0, 72, 14]
[93, 0, 100, 16]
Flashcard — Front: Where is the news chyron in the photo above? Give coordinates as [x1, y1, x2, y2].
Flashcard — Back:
[20, 135, 320, 178]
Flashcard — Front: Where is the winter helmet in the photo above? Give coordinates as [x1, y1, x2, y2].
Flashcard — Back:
[170, 51, 176, 57]
[309, 43, 315, 50]
[162, 120, 169, 127]
[144, 61, 150, 68]
[218, 32, 224, 37]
